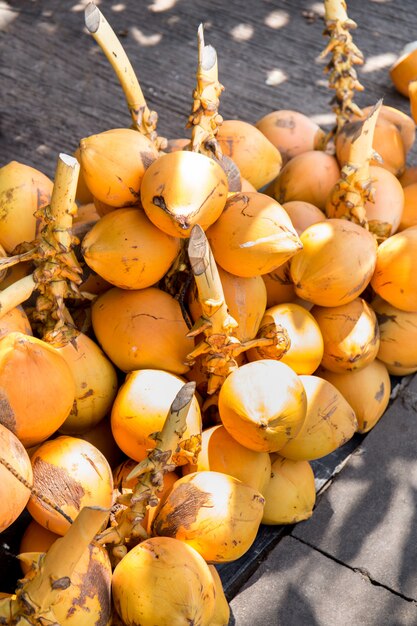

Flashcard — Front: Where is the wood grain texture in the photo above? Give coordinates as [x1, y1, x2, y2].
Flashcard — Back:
[1, 0, 416, 177]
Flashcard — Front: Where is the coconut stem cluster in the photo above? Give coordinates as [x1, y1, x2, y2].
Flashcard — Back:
[96, 382, 199, 563]
[0, 506, 108, 625]
[186, 225, 291, 394]
[321, 0, 364, 139]
[326, 100, 382, 231]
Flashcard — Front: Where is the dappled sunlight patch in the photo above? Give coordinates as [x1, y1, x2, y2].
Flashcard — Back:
[130, 26, 162, 46]
[266, 68, 287, 86]
[0, 0, 18, 29]
[362, 52, 397, 73]
[111, 3, 126, 12]
[230, 23, 254, 42]
[264, 10, 289, 30]
[71, 0, 101, 12]
[148, 0, 179, 12]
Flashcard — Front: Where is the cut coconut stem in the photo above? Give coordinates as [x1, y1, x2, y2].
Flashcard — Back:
[96, 381, 199, 563]
[0, 273, 36, 318]
[0, 506, 108, 624]
[85, 2, 166, 150]
[321, 0, 364, 140]
[187, 24, 224, 158]
[185, 225, 291, 394]
[326, 100, 382, 230]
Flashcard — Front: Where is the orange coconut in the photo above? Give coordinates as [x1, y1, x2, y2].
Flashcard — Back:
[262, 454, 316, 525]
[182, 424, 271, 495]
[262, 261, 296, 307]
[78, 416, 124, 469]
[78, 128, 159, 207]
[398, 183, 417, 231]
[111, 368, 202, 463]
[318, 359, 391, 433]
[27, 436, 113, 535]
[206, 191, 302, 277]
[364, 165, 404, 237]
[278, 375, 357, 461]
[19, 519, 60, 575]
[0, 423, 33, 532]
[390, 43, 417, 97]
[247, 302, 324, 375]
[73, 146, 94, 205]
[371, 226, 417, 311]
[282, 200, 326, 235]
[267, 151, 340, 210]
[255, 110, 325, 165]
[188, 265, 267, 342]
[91, 286, 194, 374]
[311, 298, 380, 373]
[216, 119, 282, 189]
[0, 332, 76, 447]
[0, 306, 32, 339]
[399, 166, 417, 188]
[81, 207, 180, 290]
[290, 219, 378, 307]
[140, 150, 228, 238]
[218, 359, 307, 452]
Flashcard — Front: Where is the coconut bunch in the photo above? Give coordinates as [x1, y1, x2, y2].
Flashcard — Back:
[2, 0, 417, 622]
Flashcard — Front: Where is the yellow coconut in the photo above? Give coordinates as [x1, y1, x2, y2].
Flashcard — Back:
[247, 302, 324, 375]
[371, 296, 417, 374]
[318, 359, 391, 433]
[183, 424, 271, 495]
[218, 359, 307, 453]
[0, 161, 53, 253]
[262, 261, 296, 307]
[188, 265, 267, 342]
[371, 226, 417, 312]
[73, 146, 94, 205]
[18, 543, 112, 626]
[278, 375, 357, 461]
[112, 536, 217, 626]
[19, 520, 60, 574]
[255, 110, 325, 164]
[78, 128, 159, 207]
[206, 191, 302, 278]
[91, 286, 194, 374]
[54, 332, 119, 435]
[81, 206, 180, 289]
[140, 150, 228, 238]
[267, 151, 341, 210]
[311, 298, 380, 373]
[151, 471, 265, 562]
[290, 219, 378, 307]
[27, 436, 113, 535]
[282, 201, 326, 235]
[111, 368, 202, 463]
[208, 564, 230, 626]
[216, 119, 282, 189]
[262, 454, 316, 525]
[0, 423, 33, 533]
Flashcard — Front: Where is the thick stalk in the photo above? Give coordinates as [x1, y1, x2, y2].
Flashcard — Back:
[0, 506, 109, 625]
[85, 3, 165, 149]
[0, 274, 36, 318]
[326, 100, 382, 230]
[96, 381, 199, 563]
[185, 225, 290, 394]
[187, 24, 224, 158]
[321, 0, 364, 139]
